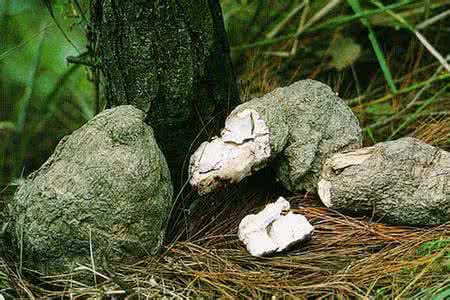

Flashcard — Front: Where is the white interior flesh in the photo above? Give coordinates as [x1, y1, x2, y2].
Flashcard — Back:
[318, 148, 374, 208]
[329, 147, 374, 170]
[269, 212, 314, 251]
[189, 109, 271, 195]
[317, 179, 332, 208]
[238, 197, 314, 257]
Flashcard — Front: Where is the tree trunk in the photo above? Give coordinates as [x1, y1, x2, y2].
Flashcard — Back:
[92, 0, 239, 184]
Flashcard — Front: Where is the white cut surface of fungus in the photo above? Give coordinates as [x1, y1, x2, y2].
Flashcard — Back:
[189, 109, 271, 195]
[269, 212, 314, 251]
[318, 147, 375, 208]
[318, 179, 332, 208]
[238, 197, 314, 257]
[328, 147, 374, 170]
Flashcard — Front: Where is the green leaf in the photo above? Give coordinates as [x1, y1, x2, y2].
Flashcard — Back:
[327, 36, 361, 70]
[416, 239, 450, 256]
[15, 24, 46, 134]
[0, 121, 15, 131]
[0, 1, 32, 15]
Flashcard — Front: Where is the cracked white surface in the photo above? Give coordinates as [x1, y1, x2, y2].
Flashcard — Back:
[189, 109, 271, 195]
[238, 197, 314, 257]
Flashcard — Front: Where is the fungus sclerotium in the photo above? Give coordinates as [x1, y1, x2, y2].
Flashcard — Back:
[318, 138, 450, 226]
[190, 80, 362, 195]
[238, 197, 314, 257]
[11, 106, 173, 277]
[190, 109, 271, 195]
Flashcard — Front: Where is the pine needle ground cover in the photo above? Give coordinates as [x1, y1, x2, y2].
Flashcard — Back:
[0, 1, 449, 298]
[1, 190, 449, 299]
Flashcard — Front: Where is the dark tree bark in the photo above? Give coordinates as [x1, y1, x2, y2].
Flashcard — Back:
[92, 0, 239, 184]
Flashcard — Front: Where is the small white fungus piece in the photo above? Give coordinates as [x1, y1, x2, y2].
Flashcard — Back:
[238, 197, 314, 257]
[269, 212, 314, 251]
[189, 109, 271, 195]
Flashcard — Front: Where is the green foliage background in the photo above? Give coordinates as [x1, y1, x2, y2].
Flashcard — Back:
[0, 0, 94, 184]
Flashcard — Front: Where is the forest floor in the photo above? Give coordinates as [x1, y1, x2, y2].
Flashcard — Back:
[1, 183, 449, 299]
[1, 1, 449, 298]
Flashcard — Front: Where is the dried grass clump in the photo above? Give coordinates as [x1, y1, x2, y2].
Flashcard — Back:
[413, 117, 450, 149]
[4, 192, 448, 299]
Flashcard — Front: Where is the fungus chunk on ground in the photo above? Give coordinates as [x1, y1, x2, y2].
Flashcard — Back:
[318, 137, 450, 226]
[11, 105, 173, 278]
[190, 109, 271, 195]
[190, 79, 362, 195]
[238, 197, 314, 257]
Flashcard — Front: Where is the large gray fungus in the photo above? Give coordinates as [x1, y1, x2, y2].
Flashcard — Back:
[190, 80, 362, 194]
[11, 105, 173, 276]
[318, 137, 450, 226]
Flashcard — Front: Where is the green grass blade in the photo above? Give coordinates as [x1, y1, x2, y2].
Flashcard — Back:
[13, 24, 46, 179]
[265, 1, 306, 39]
[346, 0, 398, 93]
[0, 121, 15, 130]
[387, 86, 447, 140]
[232, 0, 414, 50]
[15, 24, 46, 134]
[351, 72, 450, 106]
[432, 287, 450, 300]
[366, 127, 377, 144]
[370, 0, 450, 72]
